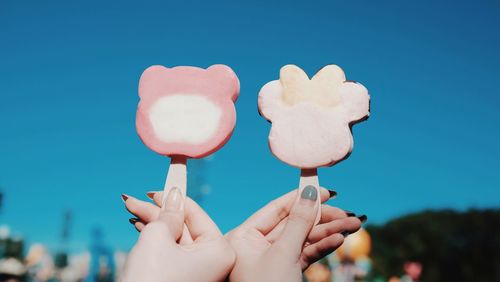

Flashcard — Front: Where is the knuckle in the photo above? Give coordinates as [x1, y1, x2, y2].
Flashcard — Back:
[305, 245, 321, 263]
[143, 221, 168, 233]
[318, 226, 331, 238]
[323, 236, 344, 253]
[269, 200, 289, 220]
[289, 210, 314, 225]
[324, 221, 342, 234]
[139, 222, 169, 241]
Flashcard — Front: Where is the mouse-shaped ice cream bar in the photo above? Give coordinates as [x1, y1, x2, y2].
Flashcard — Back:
[258, 64, 370, 223]
[136, 65, 239, 201]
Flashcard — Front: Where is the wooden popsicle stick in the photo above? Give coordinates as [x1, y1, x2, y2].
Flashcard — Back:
[162, 156, 188, 205]
[298, 168, 321, 225]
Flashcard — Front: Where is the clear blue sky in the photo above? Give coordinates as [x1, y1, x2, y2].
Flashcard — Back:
[1, 0, 499, 252]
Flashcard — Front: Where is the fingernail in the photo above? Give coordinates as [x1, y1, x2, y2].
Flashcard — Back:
[163, 187, 183, 211]
[328, 189, 337, 199]
[301, 185, 318, 203]
[357, 214, 367, 223]
[129, 218, 139, 225]
[341, 230, 350, 238]
[146, 191, 155, 200]
[345, 210, 356, 217]
[121, 194, 129, 203]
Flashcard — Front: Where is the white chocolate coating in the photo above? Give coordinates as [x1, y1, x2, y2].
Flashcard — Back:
[149, 94, 222, 145]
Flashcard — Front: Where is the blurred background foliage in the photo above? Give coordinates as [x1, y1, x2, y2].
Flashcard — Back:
[366, 209, 500, 281]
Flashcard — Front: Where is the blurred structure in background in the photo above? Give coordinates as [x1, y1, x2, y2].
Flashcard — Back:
[26, 243, 54, 281]
[303, 228, 372, 282]
[0, 193, 120, 282]
[0, 189, 28, 281]
[87, 227, 115, 282]
[329, 228, 372, 282]
[0, 226, 27, 281]
[0, 189, 4, 214]
[54, 210, 72, 278]
[187, 158, 211, 202]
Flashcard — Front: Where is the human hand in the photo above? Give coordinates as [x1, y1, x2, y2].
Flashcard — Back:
[225, 185, 363, 282]
[124, 187, 364, 282]
[121, 188, 235, 282]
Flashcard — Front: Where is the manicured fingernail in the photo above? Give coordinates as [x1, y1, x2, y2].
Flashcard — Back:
[345, 210, 356, 217]
[121, 194, 129, 203]
[163, 187, 183, 211]
[328, 189, 337, 199]
[129, 218, 139, 225]
[341, 231, 350, 238]
[301, 185, 318, 202]
[357, 214, 367, 223]
[146, 192, 155, 200]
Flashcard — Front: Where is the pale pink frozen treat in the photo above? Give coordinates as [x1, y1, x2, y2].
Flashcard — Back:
[136, 65, 239, 158]
[258, 64, 370, 169]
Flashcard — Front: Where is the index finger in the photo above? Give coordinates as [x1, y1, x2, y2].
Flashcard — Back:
[148, 191, 221, 241]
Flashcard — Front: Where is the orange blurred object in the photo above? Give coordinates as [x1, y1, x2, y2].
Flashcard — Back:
[388, 276, 401, 282]
[304, 262, 331, 282]
[336, 228, 371, 261]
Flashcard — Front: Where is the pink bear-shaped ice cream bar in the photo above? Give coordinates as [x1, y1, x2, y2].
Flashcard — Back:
[258, 65, 370, 169]
[136, 65, 239, 158]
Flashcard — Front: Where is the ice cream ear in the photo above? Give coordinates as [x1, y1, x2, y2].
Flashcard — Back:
[138, 65, 170, 99]
[258, 80, 283, 121]
[280, 65, 310, 104]
[208, 64, 240, 101]
[341, 81, 370, 123]
[280, 65, 308, 88]
[312, 65, 346, 85]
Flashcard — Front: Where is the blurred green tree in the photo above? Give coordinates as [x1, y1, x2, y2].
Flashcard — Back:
[366, 209, 500, 282]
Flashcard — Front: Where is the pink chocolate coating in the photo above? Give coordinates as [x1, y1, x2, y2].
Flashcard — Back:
[258, 67, 370, 169]
[136, 65, 239, 158]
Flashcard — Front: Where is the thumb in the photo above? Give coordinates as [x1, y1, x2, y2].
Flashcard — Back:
[275, 185, 319, 257]
[156, 187, 185, 241]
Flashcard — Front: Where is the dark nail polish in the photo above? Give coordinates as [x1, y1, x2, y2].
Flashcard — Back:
[341, 231, 350, 237]
[328, 189, 337, 199]
[129, 218, 138, 225]
[345, 210, 356, 217]
[121, 194, 129, 202]
[146, 192, 155, 200]
[301, 185, 318, 201]
[357, 214, 367, 223]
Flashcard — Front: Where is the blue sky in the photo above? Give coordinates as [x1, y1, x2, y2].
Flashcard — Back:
[1, 0, 499, 252]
